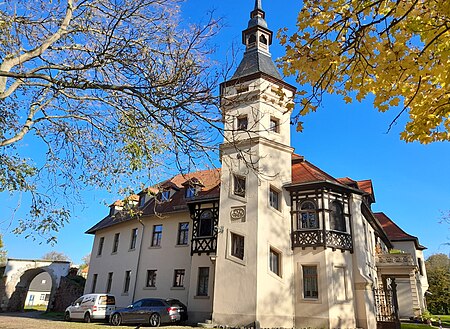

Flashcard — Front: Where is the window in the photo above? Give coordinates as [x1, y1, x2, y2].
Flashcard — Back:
[269, 117, 280, 133]
[237, 116, 248, 131]
[198, 210, 214, 237]
[197, 267, 209, 296]
[363, 221, 368, 250]
[160, 190, 170, 201]
[236, 85, 249, 94]
[40, 294, 45, 301]
[97, 237, 104, 256]
[106, 272, 113, 293]
[146, 270, 157, 288]
[139, 195, 146, 208]
[177, 222, 189, 245]
[233, 175, 246, 197]
[269, 248, 281, 276]
[298, 200, 318, 229]
[303, 266, 318, 299]
[173, 269, 185, 287]
[269, 187, 280, 210]
[185, 186, 195, 198]
[259, 34, 268, 45]
[91, 274, 98, 293]
[112, 233, 120, 253]
[231, 233, 245, 260]
[248, 34, 256, 45]
[123, 270, 131, 293]
[418, 258, 423, 276]
[330, 201, 346, 232]
[130, 228, 138, 250]
[151, 225, 163, 247]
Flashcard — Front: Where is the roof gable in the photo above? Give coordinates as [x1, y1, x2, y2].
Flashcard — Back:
[374, 212, 426, 250]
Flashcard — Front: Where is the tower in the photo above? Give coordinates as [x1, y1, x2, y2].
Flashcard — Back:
[212, 1, 296, 326]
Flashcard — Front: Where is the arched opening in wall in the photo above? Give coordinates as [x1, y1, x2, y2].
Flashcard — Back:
[8, 268, 55, 312]
[24, 272, 53, 311]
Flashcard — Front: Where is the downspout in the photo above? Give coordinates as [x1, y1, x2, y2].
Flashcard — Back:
[131, 217, 145, 303]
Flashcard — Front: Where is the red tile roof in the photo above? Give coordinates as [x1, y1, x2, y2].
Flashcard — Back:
[357, 179, 373, 196]
[292, 159, 341, 184]
[374, 212, 426, 249]
[86, 169, 221, 234]
[87, 156, 376, 234]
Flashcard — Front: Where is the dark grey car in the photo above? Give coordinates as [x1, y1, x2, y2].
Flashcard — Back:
[110, 298, 181, 327]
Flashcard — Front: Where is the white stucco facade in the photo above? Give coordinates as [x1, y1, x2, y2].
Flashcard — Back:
[84, 2, 428, 329]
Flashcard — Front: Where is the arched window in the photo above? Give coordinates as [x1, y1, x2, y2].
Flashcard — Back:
[330, 201, 346, 232]
[259, 34, 267, 45]
[298, 200, 318, 229]
[198, 210, 214, 237]
[248, 34, 256, 45]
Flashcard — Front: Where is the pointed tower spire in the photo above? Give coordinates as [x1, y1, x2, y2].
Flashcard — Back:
[230, 0, 282, 80]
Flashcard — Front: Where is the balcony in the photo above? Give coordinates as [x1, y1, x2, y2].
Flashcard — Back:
[376, 253, 415, 266]
[376, 253, 416, 277]
[291, 229, 353, 252]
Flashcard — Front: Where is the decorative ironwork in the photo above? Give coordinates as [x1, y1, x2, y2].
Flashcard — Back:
[189, 201, 219, 255]
[373, 284, 399, 324]
[325, 230, 353, 252]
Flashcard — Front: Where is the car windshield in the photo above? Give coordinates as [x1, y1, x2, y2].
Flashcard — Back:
[99, 295, 115, 305]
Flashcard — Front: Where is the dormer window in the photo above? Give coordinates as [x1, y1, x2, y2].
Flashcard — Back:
[160, 190, 170, 201]
[139, 195, 146, 208]
[186, 186, 196, 198]
[182, 177, 204, 199]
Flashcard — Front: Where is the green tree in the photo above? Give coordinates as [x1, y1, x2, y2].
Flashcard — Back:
[279, 0, 450, 143]
[425, 253, 450, 315]
[0, 0, 222, 242]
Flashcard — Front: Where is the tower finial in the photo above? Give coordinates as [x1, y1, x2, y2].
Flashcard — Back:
[255, 0, 262, 11]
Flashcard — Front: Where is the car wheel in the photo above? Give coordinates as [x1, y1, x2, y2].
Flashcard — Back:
[64, 312, 71, 322]
[149, 313, 161, 327]
[84, 312, 91, 323]
[110, 313, 122, 326]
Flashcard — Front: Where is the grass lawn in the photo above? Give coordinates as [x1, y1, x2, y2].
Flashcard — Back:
[24, 305, 48, 312]
[401, 324, 432, 329]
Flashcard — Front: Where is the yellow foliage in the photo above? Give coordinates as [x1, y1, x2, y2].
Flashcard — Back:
[279, 0, 450, 143]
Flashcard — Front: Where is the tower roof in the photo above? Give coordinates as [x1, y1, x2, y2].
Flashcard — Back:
[231, 49, 282, 80]
[230, 0, 283, 82]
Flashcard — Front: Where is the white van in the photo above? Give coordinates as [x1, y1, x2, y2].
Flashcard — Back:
[64, 293, 116, 322]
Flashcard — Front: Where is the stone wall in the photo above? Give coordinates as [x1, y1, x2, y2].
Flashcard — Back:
[50, 273, 85, 312]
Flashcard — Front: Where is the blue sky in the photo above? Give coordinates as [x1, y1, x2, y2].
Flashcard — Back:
[1, 0, 449, 265]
